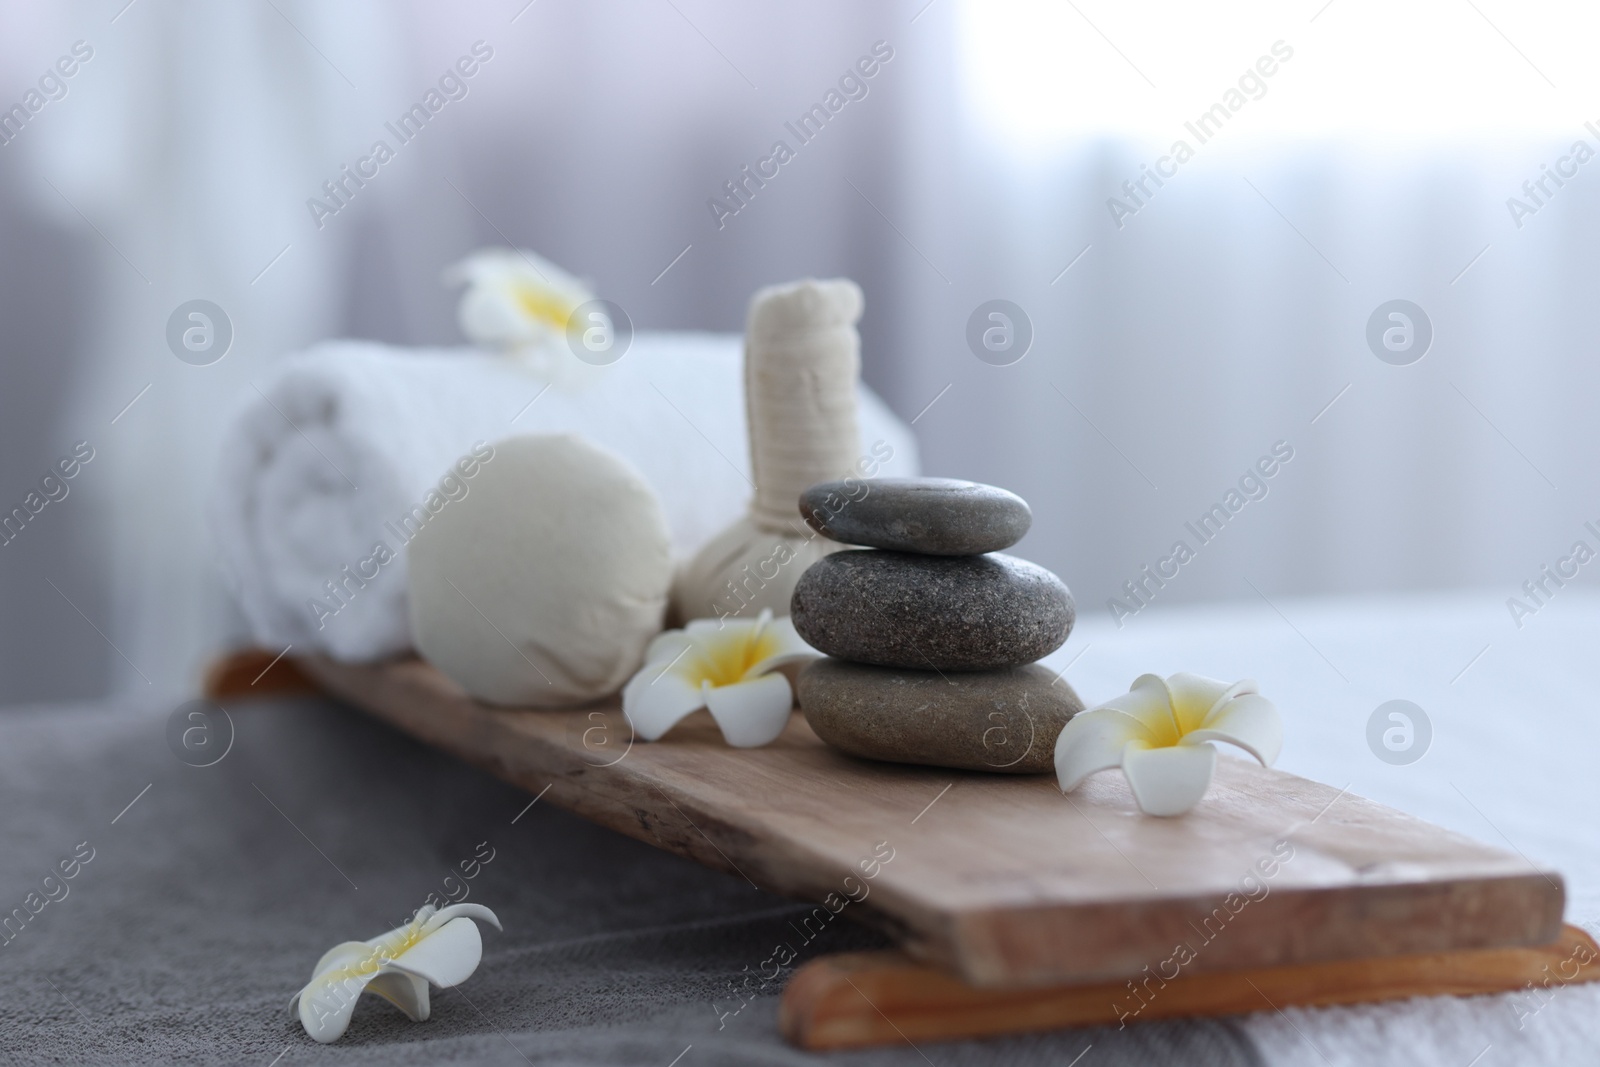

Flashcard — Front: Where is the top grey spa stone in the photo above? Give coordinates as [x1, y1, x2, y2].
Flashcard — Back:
[790, 550, 1074, 671]
[799, 477, 1032, 556]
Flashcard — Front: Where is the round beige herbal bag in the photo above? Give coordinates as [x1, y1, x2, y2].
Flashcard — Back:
[407, 433, 673, 707]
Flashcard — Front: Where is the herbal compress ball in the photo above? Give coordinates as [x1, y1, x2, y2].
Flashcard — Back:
[408, 433, 673, 706]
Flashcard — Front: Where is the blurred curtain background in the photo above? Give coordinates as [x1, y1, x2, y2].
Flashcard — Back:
[1, 0, 1595, 704]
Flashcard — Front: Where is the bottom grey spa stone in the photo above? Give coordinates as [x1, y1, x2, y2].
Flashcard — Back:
[797, 658, 1084, 774]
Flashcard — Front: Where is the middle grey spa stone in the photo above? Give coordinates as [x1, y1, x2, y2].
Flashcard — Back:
[790, 550, 1074, 670]
[798, 658, 1084, 773]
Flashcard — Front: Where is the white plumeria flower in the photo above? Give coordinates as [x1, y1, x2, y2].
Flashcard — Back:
[1055, 673, 1282, 817]
[444, 247, 593, 353]
[623, 609, 818, 747]
[289, 903, 501, 1043]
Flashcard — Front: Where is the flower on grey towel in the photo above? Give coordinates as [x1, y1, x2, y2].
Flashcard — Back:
[289, 903, 501, 1043]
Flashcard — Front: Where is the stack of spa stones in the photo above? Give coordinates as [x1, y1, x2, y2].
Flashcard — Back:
[789, 478, 1082, 774]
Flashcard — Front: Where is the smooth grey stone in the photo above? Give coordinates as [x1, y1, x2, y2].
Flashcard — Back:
[790, 550, 1074, 671]
[799, 477, 1032, 555]
[798, 659, 1084, 774]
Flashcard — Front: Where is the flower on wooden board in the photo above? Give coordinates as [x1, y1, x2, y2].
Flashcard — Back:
[1055, 673, 1282, 816]
[623, 609, 817, 747]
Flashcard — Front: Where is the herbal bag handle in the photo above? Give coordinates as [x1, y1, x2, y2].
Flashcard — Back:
[670, 278, 863, 622]
[746, 278, 863, 533]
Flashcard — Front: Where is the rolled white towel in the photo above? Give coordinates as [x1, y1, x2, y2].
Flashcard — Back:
[209, 335, 919, 661]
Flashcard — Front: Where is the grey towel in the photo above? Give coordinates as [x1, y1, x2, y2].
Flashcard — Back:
[0, 696, 1262, 1066]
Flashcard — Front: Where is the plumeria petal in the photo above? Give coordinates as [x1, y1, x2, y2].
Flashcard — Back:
[702, 674, 794, 747]
[1188, 692, 1282, 765]
[421, 903, 503, 935]
[290, 939, 385, 1015]
[386, 917, 484, 989]
[1122, 740, 1217, 817]
[308, 940, 379, 984]
[295, 969, 375, 1043]
[1095, 674, 1184, 745]
[364, 971, 431, 1022]
[1164, 673, 1254, 733]
[743, 615, 818, 679]
[622, 666, 706, 741]
[641, 628, 697, 665]
[1054, 709, 1151, 792]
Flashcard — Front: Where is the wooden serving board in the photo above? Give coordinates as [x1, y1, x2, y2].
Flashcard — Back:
[221, 652, 1565, 989]
[781, 925, 1600, 1049]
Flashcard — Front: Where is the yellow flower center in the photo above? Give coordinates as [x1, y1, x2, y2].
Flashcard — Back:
[318, 921, 426, 986]
[511, 282, 578, 332]
[1144, 689, 1219, 747]
[677, 623, 782, 689]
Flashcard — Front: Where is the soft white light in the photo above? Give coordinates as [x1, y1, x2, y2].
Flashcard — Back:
[959, 0, 1600, 145]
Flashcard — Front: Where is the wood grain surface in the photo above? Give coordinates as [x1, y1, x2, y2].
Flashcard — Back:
[779, 924, 1600, 1049]
[214, 651, 1566, 988]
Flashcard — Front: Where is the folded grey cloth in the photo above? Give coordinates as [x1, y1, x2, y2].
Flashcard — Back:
[0, 697, 1260, 1066]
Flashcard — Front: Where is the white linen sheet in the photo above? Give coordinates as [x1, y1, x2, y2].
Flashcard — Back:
[1043, 589, 1600, 1066]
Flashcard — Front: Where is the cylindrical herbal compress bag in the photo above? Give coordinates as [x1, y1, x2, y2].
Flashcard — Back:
[671, 278, 865, 623]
